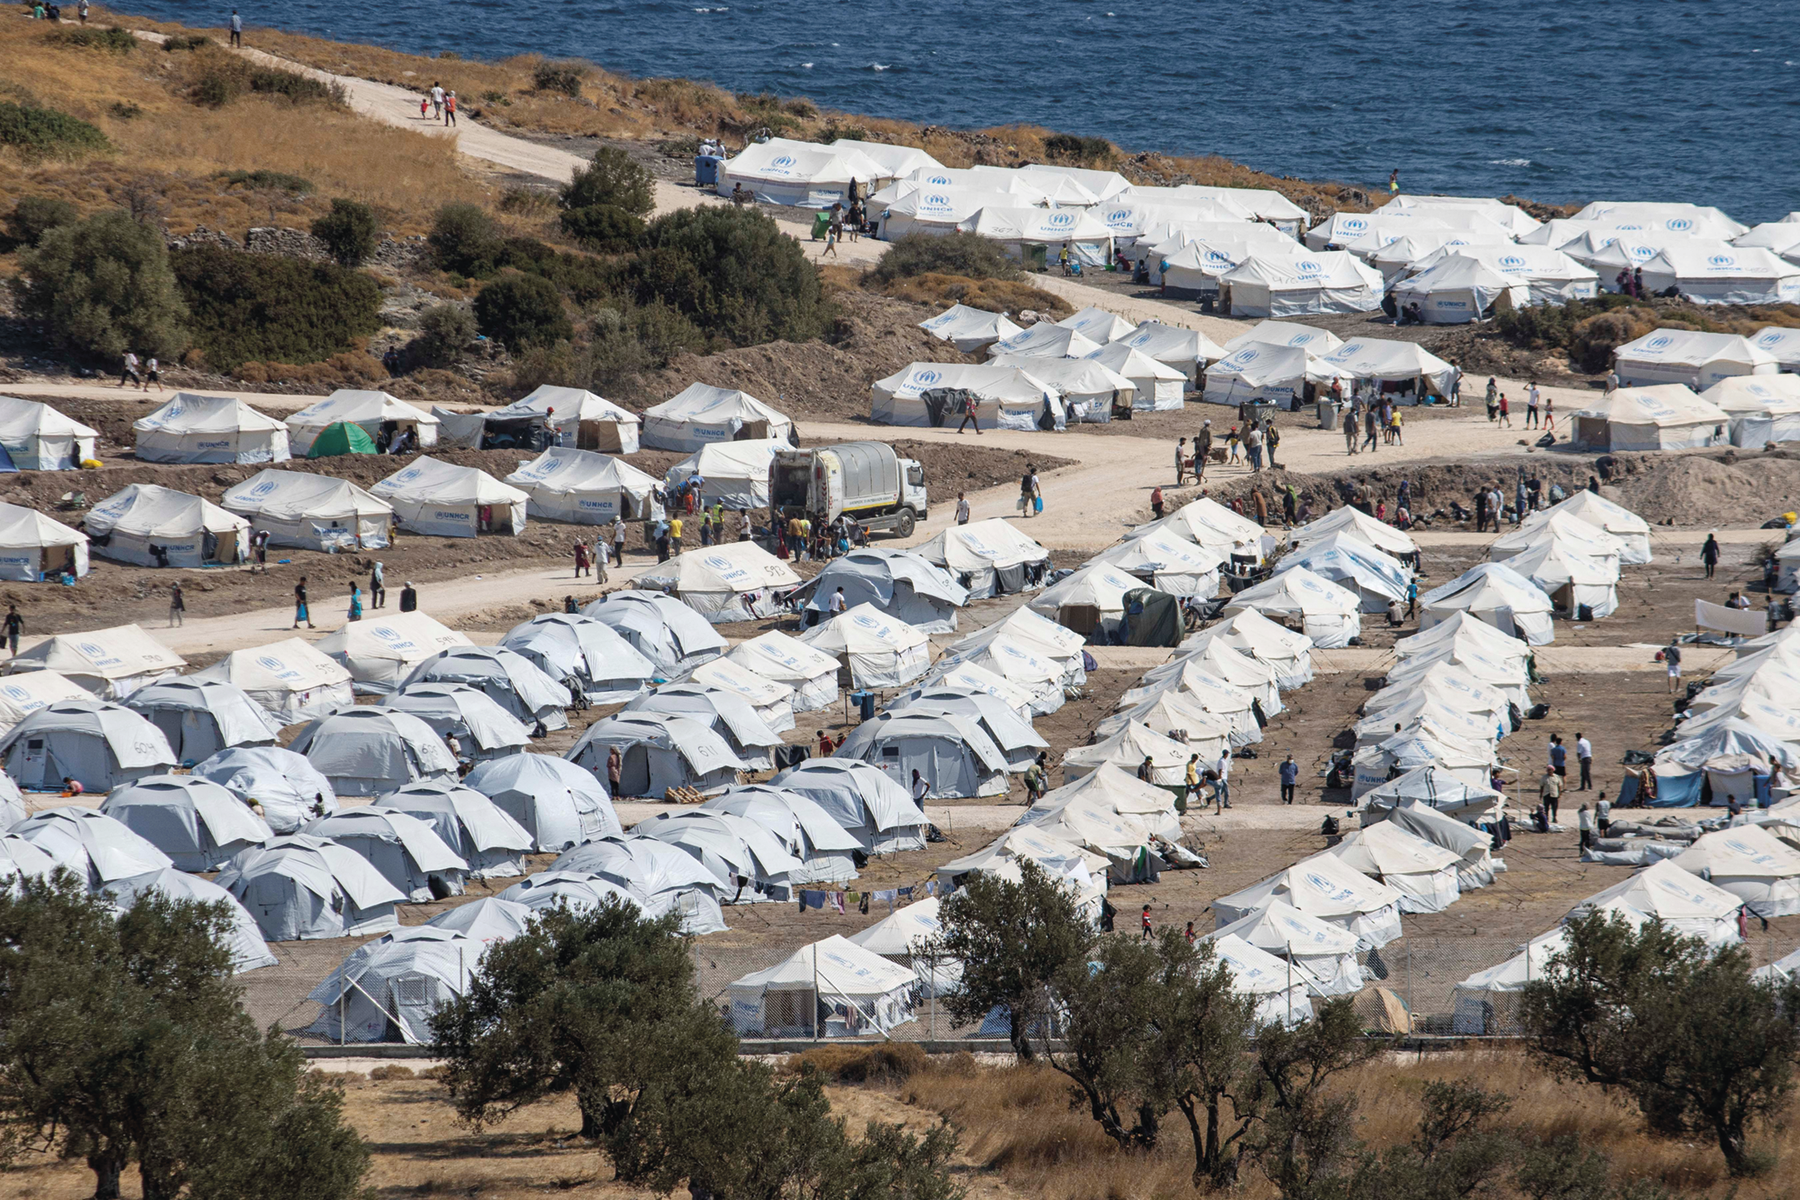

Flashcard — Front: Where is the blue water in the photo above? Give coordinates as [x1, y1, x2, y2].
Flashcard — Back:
[135, 0, 1800, 222]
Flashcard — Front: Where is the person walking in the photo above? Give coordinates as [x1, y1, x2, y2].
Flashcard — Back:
[1576, 731, 1593, 790]
[3, 604, 20, 656]
[141, 356, 164, 392]
[611, 515, 627, 566]
[1023, 752, 1048, 805]
[1140, 904, 1153, 941]
[347, 583, 363, 622]
[1497, 393, 1512, 427]
[119, 351, 141, 388]
[1525, 383, 1540, 428]
[399, 581, 418, 612]
[78, 0, 89, 22]
[1214, 748, 1232, 810]
[370, 561, 386, 608]
[606, 745, 622, 796]
[429, 82, 444, 121]
[1184, 754, 1201, 813]
[166, 582, 184, 627]
[1020, 466, 1040, 518]
[1485, 377, 1499, 421]
[1549, 733, 1567, 782]
[955, 491, 970, 525]
[1577, 803, 1594, 851]
[957, 391, 981, 435]
[1184, 920, 1196, 945]
[574, 540, 591, 578]
[1342, 407, 1358, 455]
[1194, 421, 1213, 479]
[1540, 765, 1562, 826]
[1175, 437, 1188, 486]
[1701, 532, 1720, 579]
[1664, 639, 1683, 694]
[1279, 753, 1299, 804]
[229, 8, 242, 47]
[293, 577, 314, 629]
[444, 91, 457, 127]
[1362, 404, 1379, 453]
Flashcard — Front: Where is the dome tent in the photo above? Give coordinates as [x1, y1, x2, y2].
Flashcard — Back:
[498, 613, 656, 704]
[625, 683, 785, 772]
[86, 483, 248, 568]
[388, 682, 533, 760]
[567, 712, 744, 799]
[426, 895, 536, 942]
[1206, 901, 1363, 998]
[103, 869, 277, 973]
[11, 806, 173, 887]
[0, 831, 57, 889]
[768, 758, 929, 854]
[492, 385, 641, 453]
[1222, 567, 1362, 649]
[726, 632, 839, 712]
[100, 775, 272, 870]
[370, 457, 528, 537]
[505, 447, 660, 523]
[0, 503, 87, 583]
[124, 678, 285, 762]
[630, 543, 801, 624]
[301, 806, 469, 902]
[1419, 563, 1555, 645]
[580, 591, 727, 676]
[0, 698, 175, 792]
[1213, 853, 1405, 951]
[284, 388, 439, 455]
[640, 383, 793, 452]
[797, 549, 970, 634]
[191, 745, 338, 834]
[317, 611, 473, 695]
[187, 637, 354, 724]
[685, 656, 796, 733]
[662, 438, 788, 510]
[799, 603, 932, 689]
[217, 834, 407, 941]
[463, 752, 620, 851]
[304, 421, 377, 458]
[728, 935, 916, 1038]
[499, 870, 641, 918]
[306, 925, 483, 1045]
[0, 394, 97, 470]
[287, 707, 458, 796]
[401, 644, 571, 731]
[890, 687, 1048, 771]
[834, 709, 1010, 799]
[221, 470, 393, 551]
[549, 834, 729, 934]
[703, 785, 862, 885]
[634, 809, 805, 902]
[0, 774, 22, 825]
[132, 393, 289, 464]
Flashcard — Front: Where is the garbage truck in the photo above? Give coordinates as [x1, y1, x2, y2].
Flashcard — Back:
[769, 442, 928, 537]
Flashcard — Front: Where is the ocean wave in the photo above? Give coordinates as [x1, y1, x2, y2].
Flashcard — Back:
[800, 62, 813, 68]
[1489, 158, 1533, 167]
[870, 63, 891, 71]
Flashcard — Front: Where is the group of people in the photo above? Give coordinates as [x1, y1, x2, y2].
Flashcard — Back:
[1173, 416, 1283, 486]
[779, 510, 867, 562]
[1333, 384, 1404, 455]
[1482, 377, 1555, 434]
[117, 351, 165, 392]
[421, 82, 458, 126]
[290, 569, 415, 629]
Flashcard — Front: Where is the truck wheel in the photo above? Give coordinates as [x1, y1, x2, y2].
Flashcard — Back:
[895, 510, 916, 538]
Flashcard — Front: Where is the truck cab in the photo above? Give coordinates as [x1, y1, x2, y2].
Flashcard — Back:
[769, 442, 927, 538]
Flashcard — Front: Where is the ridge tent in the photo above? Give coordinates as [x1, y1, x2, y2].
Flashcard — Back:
[1648, 718, 1799, 809]
[1014, 795, 1172, 882]
[869, 361, 1064, 430]
[1364, 662, 1513, 738]
[287, 707, 459, 796]
[914, 518, 1051, 599]
[1156, 239, 1253, 295]
[799, 603, 932, 689]
[1061, 719, 1193, 787]
[1567, 859, 1744, 950]
[1214, 853, 1405, 950]
[1314, 338, 1458, 402]
[635, 809, 804, 900]
[1352, 727, 1499, 800]
[493, 385, 639, 452]
[1290, 505, 1417, 560]
[726, 631, 839, 712]
[923, 658, 1056, 720]
[6, 624, 185, 700]
[768, 758, 928, 854]
[132, 393, 289, 464]
[1307, 207, 1512, 250]
[0, 671, 89, 735]
[1327, 822, 1463, 913]
[928, 636, 1067, 716]
[104, 869, 276, 972]
[1736, 221, 1800, 259]
[1612, 330, 1777, 390]
[306, 926, 484, 1044]
[1184, 609, 1316, 689]
[686, 657, 795, 732]
[217, 834, 406, 941]
[1020, 163, 1133, 202]
[704, 784, 861, 884]
[1201, 343, 1351, 408]
[303, 422, 376, 458]
[846, 897, 958, 993]
[1639, 244, 1800, 306]
[989, 322, 1103, 360]
[835, 709, 1009, 799]
[86, 483, 247, 568]
[1450, 902, 1648, 1035]
[1155, 635, 1284, 713]
[190, 636, 358, 723]
[0, 395, 96, 470]
[641, 383, 793, 452]
[797, 548, 969, 634]
[1538, 490, 1653, 563]
[912, 165, 1063, 203]
[890, 686, 1048, 771]
[1496, 537, 1619, 619]
[1058, 305, 1137, 344]
[191, 745, 337, 833]
[937, 827, 1109, 909]
[1379, 194, 1542, 237]
[946, 606, 1089, 688]
[372, 778, 532, 879]
[1222, 320, 1345, 355]
[463, 752, 620, 851]
[625, 683, 785, 771]
[1390, 254, 1527, 324]
[498, 613, 655, 703]
[284, 389, 438, 455]
[221, 470, 392, 551]
[986, 353, 1134, 423]
[631, 542, 800, 624]
[567, 712, 744, 798]
[1026, 761, 1183, 839]
[1701, 374, 1800, 449]
[426, 895, 535, 941]
[662, 438, 787, 510]
[0, 503, 86, 582]
[1394, 609, 1533, 669]
[1367, 231, 1514, 280]
[581, 590, 729, 675]
[958, 205, 1115, 268]
[1223, 567, 1362, 648]
[387, 682, 533, 759]
[729, 935, 917, 1038]
[370, 457, 528, 537]
[1569, 384, 1729, 452]
[829, 137, 941, 179]
[1112, 659, 1262, 745]
[918, 303, 1024, 354]
[1419, 563, 1555, 645]
[302, 806, 469, 901]
[100, 774, 272, 870]
[1206, 901, 1363, 998]
[1030, 563, 1154, 636]
[1083, 342, 1187, 410]
[0, 698, 175, 791]
[403, 644, 575, 731]
[1092, 687, 1237, 756]
[124, 678, 284, 761]
[1752, 325, 1800, 371]
[1114, 320, 1228, 383]
[1220, 249, 1383, 318]
[1091, 530, 1225, 597]
[318, 611, 473, 695]
[499, 869, 641, 918]
[1359, 765, 1507, 827]
[11, 806, 173, 886]
[1371, 795, 1504, 887]
[875, 183, 1023, 237]
[1138, 495, 1272, 564]
[505, 447, 661, 523]
[549, 834, 729, 933]
[717, 137, 888, 206]
[1670, 826, 1800, 917]
[1274, 532, 1410, 613]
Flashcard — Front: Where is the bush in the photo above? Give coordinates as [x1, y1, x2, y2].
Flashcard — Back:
[559, 203, 645, 252]
[217, 168, 313, 196]
[48, 25, 137, 53]
[411, 302, 476, 368]
[191, 56, 345, 108]
[533, 59, 589, 96]
[474, 273, 571, 350]
[310, 198, 379, 267]
[170, 245, 381, 371]
[498, 186, 557, 217]
[820, 122, 868, 143]
[6, 196, 79, 248]
[1043, 132, 1116, 167]
[428, 202, 502, 277]
[869, 231, 1023, 285]
[163, 34, 213, 51]
[634, 205, 829, 346]
[560, 146, 655, 219]
[786, 1043, 928, 1085]
[0, 101, 109, 158]
[17, 209, 189, 361]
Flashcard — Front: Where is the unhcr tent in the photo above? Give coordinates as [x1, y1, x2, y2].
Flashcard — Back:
[100, 774, 271, 870]
[1140, 496, 1271, 565]
[847, 897, 957, 992]
[372, 779, 532, 879]
[769, 758, 929, 854]
[1058, 305, 1136, 345]
[835, 710, 1009, 799]
[959, 205, 1115, 269]
[1092, 687, 1236, 756]
[1275, 533, 1410, 614]
[891, 687, 1048, 771]
[1025, 762, 1182, 840]
[798, 548, 969, 634]
[632, 542, 800, 623]
[662, 438, 787, 510]
[11, 806, 173, 886]
[1030, 563, 1152, 637]
[1753, 325, 1800, 371]
[388, 682, 533, 760]
[549, 834, 729, 933]
[0, 395, 96, 470]
[1649, 718, 1799, 809]
[830, 138, 940, 179]
[284, 389, 438, 455]
[1499, 537, 1619, 619]
[1061, 720, 1193, 787]
[1091, 531, 1224, 598]
[288, 707, 458, 796]
[1703, 374, 1800, 449]
[498, 613, 654, 703]
[1638, 245, 1800, 306]
[463, 752, 620, 851]
[0, 699, 174, 791]
[1671, 826, 1800, 917]
[1113, 659, 1262, 745]
[191, 745, 337, 834]
[727, 631, 839, 712]
[302, 806, 468, 902]
[133, 393, 289, 464]
[1207, 901, 1363, 997]
[687, 657, 795, 733]
[947, 606, 1090, 689]
[0, 671, 89, 735]
[800, 603, 932, 689]
[1391, 253, 1527, 323]
[307, 926, 484, 1044]
[1420, 563, 1554, 645]
[1211, 934, 1317, 1028]
[938, 827, 1109, 906]
[190, 638, 355, 723]
[626, 683, 784, 771]
[1569, 385, 1728, 452]
[705, 785, 861, 884]
[1328, 822, 1463, 913]
[86, 483, 248, 568]
[1568, 860, 1744, 950]
[505, 448, 660, 524]
[1613, 330, 1777, 389]
[990, 321, 1103, 361]
[1214, 853, 1405, 950]
[1223, 320, 1345, 355]
[987, 353, 1134, 423]
[403, 645, 573, 731]
[217, 834, 406, 941]
[1157, 239, 1253, 295]
[104, 869, 276, 972]
[918, 303, 1023, 353]
[1540, 490, 1653, 563]
[1290, 505, 1417, 561]
[0, 503, 87, 582]
[870, 362, 1064, 431]
[1224, 567, 1362, 648]
[221, 470, 392, 551]
[1114, 320, 1228, 382]
[1220, 250, 1383, 318]
[7, 624, 184, 700]
[371, 457, 528, 537]
[914, 519, 1051, 598]
[1353, 728, 1496, 800]
[1202, 343, 1350, 408]
[929, 636, 1067, 716]
[426, 895, 535, 941]
[495, 385, 639, 452]
[717, 137, 888, 206]
[1085, 342, 1187, 410]
[1314, 338, 1458, 402]
[318, 612, 472, 695]
[124, 678, 284, 762]
[641, 384, 793, 452]
[729, 935, 917, 1037]
[875, 183, 1020, 237]
[1373, 795, 1504, 886]
[1451, 903, 1648, 1035]
[568, 712, 744, 798]
[581, 591, 728, 676]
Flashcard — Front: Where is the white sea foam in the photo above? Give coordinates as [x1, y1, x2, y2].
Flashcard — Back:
[1489, 158, 1532, 167]
[800, 62, 813, 69]
[870, 63, 890, 71]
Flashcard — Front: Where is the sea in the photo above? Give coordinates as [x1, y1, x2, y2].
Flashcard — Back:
[127, 0, 1800, 223]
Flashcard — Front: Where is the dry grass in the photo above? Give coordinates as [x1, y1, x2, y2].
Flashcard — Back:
[880, 272, 1074, 319]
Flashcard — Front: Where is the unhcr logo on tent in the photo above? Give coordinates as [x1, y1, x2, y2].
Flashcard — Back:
[851, 613, 882, 629]
[1342, 217, 1367, 232]
[1645, 335, 1674, 351]
[1500, 255, 1526, 270]
[913, 369, 941, 386]
[1665, 217, 1695, 232]
[1758, 331, 1785, 347]
[1297, 260, 1322, 273]
[249, 479, 278, 497]
[1709, 254, 1736, 268]
[705, 555, 734, 570]
[1046, 212, 1075, 228]
[925, 174, 952, 186]
[257, 655, 301, 680]
[771, 154, 796, 168]
[1237, 348, 1259, 362]
[1, 684, 32, 704]
[1304, 872, 1359, 903]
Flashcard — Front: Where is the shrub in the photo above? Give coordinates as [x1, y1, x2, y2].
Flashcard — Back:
[217, 168, 313, 196]
[0, 101, 109, 158]
[474, 273, 571, 350]
[820, 122, 868, 143]
[17, 209, 189, 361]
[48, 25, 136, 53]
[787, 1043, 927, 1085]
[109, 101, 143, 120]
[1043, 132, 1116, 167]
[310, 198, 379, 267]
[559, 204, 645, 252]
[498, 186, 557, 216]
[6, 196, 79, 248]
[411, 302, 476, 368]
[170, 245, 381, 371]
[560, 146, 655, 219]
[869, 231, 1023, 284]
[532, 59, 589, 97]
[163, 34, 213, 51]
[191, 56, 345, 108]
[634, 205, 828, 346]
[428, 202, 502, 277]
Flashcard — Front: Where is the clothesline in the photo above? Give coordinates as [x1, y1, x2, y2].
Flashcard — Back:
[795, 879, 938, 916]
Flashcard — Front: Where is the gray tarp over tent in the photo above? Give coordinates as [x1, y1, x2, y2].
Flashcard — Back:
[567, 712, 745, 798]
[387, 682, 533, 759]
[0, 699, 176, 792]
[10, 806, 173, 887]
[703, 785, 862, 885]
[634, 809, 805, 901]
[580, 591, 728, 677]
[124, 678, 285, 763]
[377, 779, 534, 880]
[834, 710, 1010, 799]
[190, 745, 339, 834]
[498, 613, 657, 704]
[401, 645, 572, 733]
[216, 834, 406, 941]
[624, 683, 785, 771]
[301, 807, 470, 902]
[549, 834, 730, 934]
[462, 753, 620, 851]
[103, 869, 277, 972]
[794, 549, 970, 634]
[1120, 588, 1182, 646]
[287, 708, 459, 797]
[100, 775, 273, 871]
[768, 758, 930, 854]
[307, 926, 487, 1045]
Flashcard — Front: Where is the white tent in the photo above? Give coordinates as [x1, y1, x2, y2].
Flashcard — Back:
[895, 688, 1046, 771]
[1671, 826, 1800, 917]
[930, 637, 1068, 717]
[987, 353, 1134, 423]
[378, 778, 533, 879]
[1275, 532, 1410, 614]
[990, 321, 1103, 360]
[123, 678, 284, 762]
[582, 591, 728, 676]
[100, 774, 272, 870]
[1026, 762, 1182, 838]
[1220, 249, 1383, 318]
[1223, 567, 1362, 648]
[7, 624, 185, 700]
[1084, 342, 1187, 410]
[1328, 822, 1463, 913]
[829, 138, 941, 180]
[1290, 506, 1416, 561]
[1222, 320, 1344, 356]
[86, 483, 248, 568]
[221, 470, 392, 551]
[870, 362, 1063, 431]
[187, 639, 350, 725]
[705, 785, 861, 884]
[718, 137, 889, 206]
[1029, 563, 1154, 634]
[504, 448, 660, 523]
[494, 385, 639, 453]
[1156, 239, 1255, 295]
[1214, 853, 1405, 950]
[635, 809, 804, 901]
[1112, 660, 1262, 746]
[191, 745, 337, 834]
[400, 645, 571, 731]
[104, 869, 276, 972]
[729, 935, 917, 1037]
[947, 606, 1089, 689]
[1139, 496, 1270, 564]
[287, 707, 458, 796]
[1569, 384, 1729, 452]
[1058, 305, 1136, 345]
[847, 897, 957, 992]
[567, 712, 744, 798]
[1207, 901, 1363, 997]
[1568, 859, 1744, 950]
[1314, 338, 1458, 402]
[799, 548, 969, 634]
[1378, 195, 1541, 237]
[217, 834, 406, 941]
[1113, 320, 1228, 382]
[307, 925, 485, 1044]
[641, 384, 793, 452]
[1201, 343, 1351, 408]
[876, 183, 1022, 237]
[303, 806, 469, 902]
[1091, 531, 1224, 598]
[133, 393, 289, 464]
[0, 395, 96, 470]
[1450, 903, 1648, 1035]
[769, 758, 928, 854]
[1093, 684, 1239, 757]
[317, 612, 472, 695]
[1419, 563, 1555, 645]
[959, 205, 1115, 268]
[1061, 720, 1193, 787]
[549, 834, 730, 933]
[0, 503, 87, 583]
[914, 518, 1050, 598]
[463, 752, 620, 851]
[837, 709, 1009, 799]
[1021, 163, 1132, 202]
[1612, 330, 1777, 390]
[370, 457, 528, 537]
[1539, 491, 1652, 564]
[1372, 795, 1504, 886]
[498, 613, 655, 703]
[918, 303, 1024, 354]
[661, 438, 787, 510]
[799, 603, 932, 689]
[1359, 762, 1508, 826]
[626, 683, 784, 772]
[0, 670, 90, 735]
[1498, 537, 1619, 620]
[1151, 633, 1285, 713]
[1638, 244, 1800, 306]
[686, 657, 796, 733]
[0, 698, 175, 791]
[632, 542, 801, 624]
[284, 389, 438, 454]
[0, 829, 56, 885]
[11, 805, 173, 886]
[1212, 932, 1317, 1028]
[1752, 325, 1800, 372]
[388, 682, 533, 760]
[938, 827, 1109, 907]
[1702, 374, 1800, 449]
[727, 631, 838, 712]
[1390, 254, 1528, 324]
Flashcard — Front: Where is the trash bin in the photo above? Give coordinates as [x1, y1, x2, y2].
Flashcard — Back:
[810, 211, 832, 241]
[1316, 400, 1342, 429]
[694, 154, 723, 187]
[849, 690, 876, 721]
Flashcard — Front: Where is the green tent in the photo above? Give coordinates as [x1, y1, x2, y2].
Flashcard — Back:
[305, 421, 377, 458]
[1120, 588, 1181, 647]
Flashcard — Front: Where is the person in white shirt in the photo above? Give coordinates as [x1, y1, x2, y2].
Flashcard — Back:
[1213, 749, 1231, 809]
[1576, 731, 1593, 791]
[611, 515, 627, 564]
[119, 351, 140, 388]
[826, 586, 846, 615]
[911, 769, 929, 804]
[955, 492, 970, 525]
[229, 8, 242, 46]
[429, 82, 445, 120]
